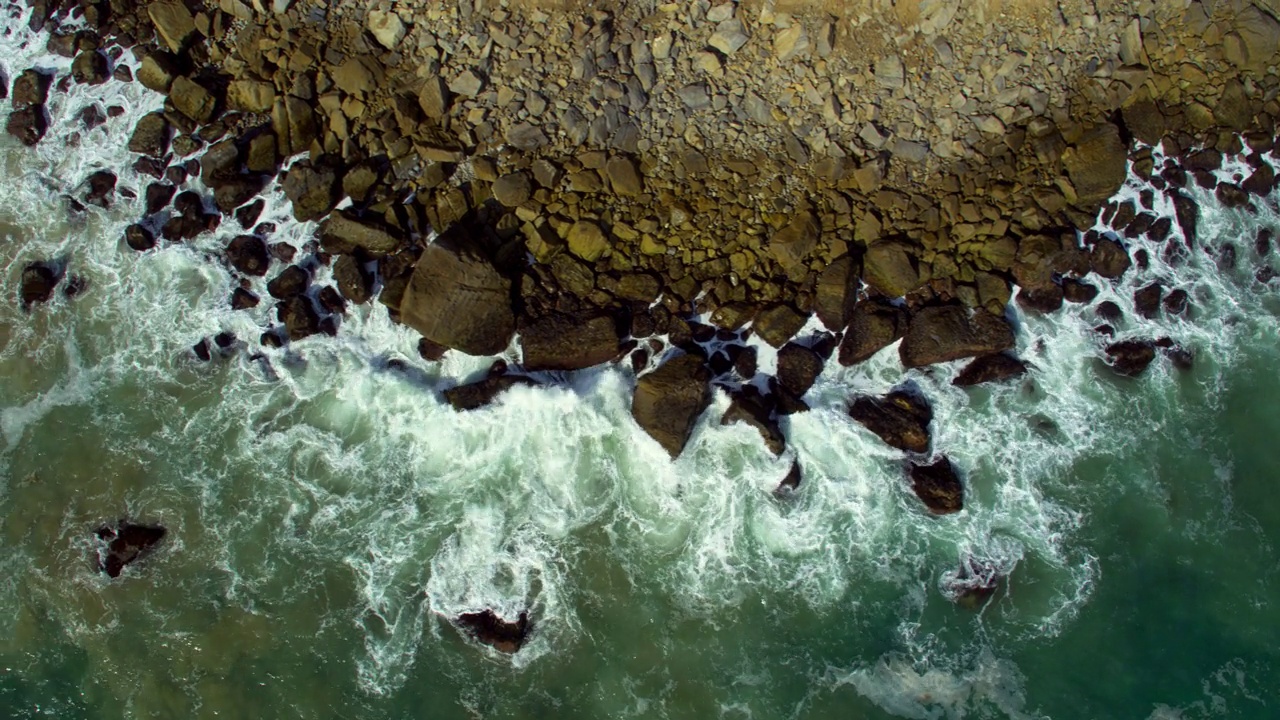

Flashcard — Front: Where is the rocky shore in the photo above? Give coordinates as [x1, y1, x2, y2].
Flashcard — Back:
[6, 0, 1280, 637]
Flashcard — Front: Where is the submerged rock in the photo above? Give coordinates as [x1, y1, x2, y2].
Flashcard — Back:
[444, 375, 538, 411]
[95, 521, 166, 578]
[952, 353, 1027, 387]
[721, 389, 785, 455]
[454, 609, 530, 654]
[774, 459, 802, 496]
[943, 557, 1003, 608]
[632, 354, 711, 458]
[19, 262, 60, 309]
[907, 456, 964, 514]
[849, 390, 932, 453]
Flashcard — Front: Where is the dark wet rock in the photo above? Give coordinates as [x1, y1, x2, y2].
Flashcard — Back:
[418, 337, 448, 362]
[77, 104, 105, 129]
[1089, 238, 1131, 279]
[211, 177, 265, 213]
[192, 338, 212, 361]
[1163, 288, 1190, 318]
[230, 287, 259, 310]
[214, 332, 236, 350]
[334, 254, 374, 305]
[1105, 340, 1156, 377]
[849, 390, 932, 453]
[944, 557, 1002, 608]
[125, 224, 156, 251]
[721, 389, 785, 455]
[838, 300, 907, 365]
[134, 156, 167, 179]
[753, 304, 807, 348]
[11, 69, 50, 109]
[907, 456, 964, 514]
[1016, 284, 1064, 314]
[235, 199, 265, 230]
[1133, 283, 1163, 319]
[814, 255, 860, 330]
[776, 343, 823, 397]
[1171, 192, 1198, 246]
[953, 353, 1027, 387]
[1147, 217, 1173, 243]
[1215, 183, 1251, 210]
[1257, 229, 1273, 257]
[282, 160, 338, 222]
[899, 305, 1015, 368]
[260, 330, 284, 348]
[444, 375, 539, 411]
[145, 182, 176, 214]
[1094, 300, 1123, 322]
[1094, 323, 1116, 337]
[317, 286, 346, 316]
[71, 49, 108, 85]
[775, 459, 802, 496]
[520, 313, 621, 371]
[95, 522, 166, 578]
[1062, 279, 1099, 304]
[1242, 162, 1276, 196]
[629, 348, 650, 374]
[6, 106, 48, 146]
[19, 262, 60, 309]
[399, 239, 515, 356]
[1217, 243, 1238, 272]
[277, 296, 320, 341]
[1164, 345, 1194, 371]
[128, 112, 170, 157]
[632, 354, 712, 458]
[161, 191, 217, 241]
[734, 345, 758, 378]
[267, 265, 309, 300]
[62, 275, 87, 299]
[225, 235, 270, 277]
[454, 609, 530, 654]
[269, 242, 295, 263]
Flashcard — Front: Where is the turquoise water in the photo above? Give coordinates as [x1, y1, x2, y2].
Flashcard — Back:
[2, 15, 1279, 720]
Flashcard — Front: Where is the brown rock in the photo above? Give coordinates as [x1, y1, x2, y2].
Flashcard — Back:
[814, 255, 859, 329]
[454, 610, 530, 654]
[320, 211, 401, 255]
[862, 241, 920, 297]
[1090, 238, 1132, 279]
[520, 313, 621, 371]
[1062, 123, 1128, 209]
[769, 212, 819, 279]
[1105, 340, 1156, 376]
[492, 172, 532, 207]
[399, 238, 515, 356]
[128, 112, 170, 157]
[148, 0, 196, 52]
[444, 375, 539, 411]
[169, 76, 215, 124]
[849, 390, 932, 453]
[908, 457, 964, 514]
[776, 343, 823, 397]
[282, 161, 337, 222]
[631, 354, 711, 458]
[753, 304, 807, 348]
[838, 300, 907, 365]
[899, 305, 1015, 368]
[225, 235, 270, 276]
[95, 522, 166, 578]
[952, 353, 1027, 387]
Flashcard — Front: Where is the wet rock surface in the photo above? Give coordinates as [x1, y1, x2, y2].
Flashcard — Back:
[95, 521, 166, 578]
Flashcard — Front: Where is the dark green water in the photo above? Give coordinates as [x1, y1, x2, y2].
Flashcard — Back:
[2, 17, 1280, 720]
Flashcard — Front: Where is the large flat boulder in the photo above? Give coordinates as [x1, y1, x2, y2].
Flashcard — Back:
[319, 211, 401, 255]
[400, 241, 515, 356]
[850, 390, 932, 453]
[899, 305, 1015, 368]
[839, 300, 907, 365]
[520, 313, 621, 371]
[908, 457, 964, 514]
[632, 354, 711, 458]
[1062, 123, 1128, 209]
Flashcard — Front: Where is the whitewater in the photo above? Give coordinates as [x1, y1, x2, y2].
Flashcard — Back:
[2, 9, 1278, 719]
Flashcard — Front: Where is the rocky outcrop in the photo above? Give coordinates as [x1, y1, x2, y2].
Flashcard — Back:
[849, 390, 932, 453]
[838, 300, 907, 365]
[19, 262, 60, 309]
[899, 305, 1015, 368]
[632, 354, 711, 458]
[721, 389, 785, 455]
[952, 353, 1027, 387]
[520, 313, 622, 371]
[454, 609, 530, 654]
[907, 457, 964, 514]
[95, 521, 166, 578]
[1105, 340, 1156, 376]
[399, 239, 515, 356]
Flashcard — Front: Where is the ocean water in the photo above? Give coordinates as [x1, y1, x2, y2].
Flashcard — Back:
[2, 13, 1279, 720]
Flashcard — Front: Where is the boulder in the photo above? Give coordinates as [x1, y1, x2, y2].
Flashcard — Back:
[1062, 279, 1098, 304]
[849, 390, 932, 453]
[267, 265, 309, 299]
[334, 254, 373, 304]
[454, 609, 530, 654]
[82, 170, 116, 208]
[6, 106, 47, 146]
[399, 239, 515, 356]
[566, 220, 609, 261]
[320, 211, 401, 255]
[769, 212, 819, 279]
[520, 313, 621, 371]
[1171, 191, 1198, 246]
[145, 182, 176, 214]
[1134, 282, 1163, 319]
[277, 297, 320, 341]
[11, 69, 50, 109]
[775, 343, 823, 397]
[169, 76, 215, 124]
[721, 390, 785, 455]
[272, 95, 318, 156]
[1090, 238, 1132, 279]
[125, 224, 156, 251]
[282, 161, 337, 222]
[230, 287, 259, 310]
[225, 235, 271, 276]
[226, 79, 275, 113]
[492, 172, 532, 207]
[95, 522, 166, 578]
[814, 255, 859, 329]
[148, 0, 196, 52]
[862, 241, 920, 297]
[1016, 284, 1064, 314]
[136, 53, 178, 93]
[19, 262, 60, 309]
[838, 300, 907, 365]
[128, 112, 170, 157]
[899, 305, 1015, 368]
[952, 353, 1027, 387]
[71, 50, 109, 85]
[1062, 123, 1127, 209]
[908, 457, 964, 514]
[631, 354, 711, 458]
[752, 304, 807, 348]
[444, 375, 538, 411]
[1105, 340, 1156, 376]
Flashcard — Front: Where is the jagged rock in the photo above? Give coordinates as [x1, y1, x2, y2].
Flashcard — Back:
[839, 300, 907, 365]
[320, 211, 401, 255]
[1089, 238, 1131, 279]
[753, 304, 807, 348]
[953, 353, 1027, 387]
[128, 112, 170, 157]
[631, 354, 711, 458]
[944, 557, 1003, 608]
[6, 106, 47, 146]
[492, 172, 532, 207]
[19, 262, 60, 309]
[776, 343, 823, 397]
[775, 460, 802, 495]
[908, 457, 964, 514]
[1163, 288, 1190, 317]
[145, 182, 176, 214]
[169, 76, 215, 124]
[769, 212, 819, 280]
[334, 254, 373, 304]
[1062, 123, 1127, 209]
[849, 391, 932, 453]
[95, 522, 166, 578]
[863, 241, 920, 297]
[454, 610, 529, 654]
[226, 235, 270, 276]
[1105, 340, 1156, 376]
[721, 390, 785, 455]
[444, 375, 538, 411]
[520, 313, 621, 371]
[400, 238, 515, 356]
[148, 0, 196, 52]
[899, 305, 1015, 368]
[282, 161, 337, 222]
[230, 287, 259, 310]
[814, 255, 859, 329]
[277, 296, 320, 341]
[125, 224, 156, 251]
[267, 265, 309, 299]
[71, 49, 108, 85]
